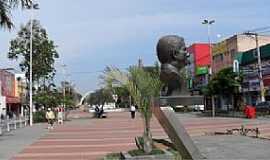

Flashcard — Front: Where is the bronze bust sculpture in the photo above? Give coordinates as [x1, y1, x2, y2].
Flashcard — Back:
[156, 35, 189, 96]
[154, 35, 204, 160]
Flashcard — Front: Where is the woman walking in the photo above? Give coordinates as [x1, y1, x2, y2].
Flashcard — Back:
[46, 108, 55, 129]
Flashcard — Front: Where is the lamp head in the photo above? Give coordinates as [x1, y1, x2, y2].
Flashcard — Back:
[209, 20, 215, 24]
[202, 19, 208, 24]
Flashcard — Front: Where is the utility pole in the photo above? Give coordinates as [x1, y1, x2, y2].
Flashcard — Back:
[202, 19, 215, 117]
[244, 32, 265, 102]
[255, 34, 265, 102]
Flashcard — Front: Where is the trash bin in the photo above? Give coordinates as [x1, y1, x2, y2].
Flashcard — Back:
[244, 105, 256, 119]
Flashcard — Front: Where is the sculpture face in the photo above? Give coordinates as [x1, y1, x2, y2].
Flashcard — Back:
[156, 35, 188, 96]
[157, 35, 187, 69]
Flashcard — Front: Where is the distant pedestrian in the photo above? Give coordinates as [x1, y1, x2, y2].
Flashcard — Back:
[57, 107, 64, 125]
[130, 105, 136, 119]
[46, 108, 55, 129]
[98, 105, 104, 118]
[94, 105, 100, 118]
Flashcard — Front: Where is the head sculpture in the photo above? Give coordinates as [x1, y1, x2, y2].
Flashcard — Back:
[156, 35, 189, 96]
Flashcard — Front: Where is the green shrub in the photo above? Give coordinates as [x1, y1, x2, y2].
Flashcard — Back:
[128, 149, 164, 156]
[33, 110, 47, 123]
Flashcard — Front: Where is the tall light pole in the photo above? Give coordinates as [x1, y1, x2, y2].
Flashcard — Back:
[202, 19, 215, 75]
[244, 32, 265, 102]
[61, 64, 67, 118]
[28, 1, 39, 126]
[202, 19, 215, 117]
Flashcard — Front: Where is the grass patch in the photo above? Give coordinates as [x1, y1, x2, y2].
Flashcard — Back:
[103, 152, 121, 160]
[128, 148, 164, 156]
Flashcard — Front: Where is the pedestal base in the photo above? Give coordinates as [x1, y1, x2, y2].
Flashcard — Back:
[159, 95, 204, 106]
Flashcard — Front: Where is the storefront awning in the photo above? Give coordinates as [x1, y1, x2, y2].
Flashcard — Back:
[236, 44, 270, 66]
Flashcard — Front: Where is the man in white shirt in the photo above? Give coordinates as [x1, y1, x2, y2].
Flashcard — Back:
[130, 105, 136, 119]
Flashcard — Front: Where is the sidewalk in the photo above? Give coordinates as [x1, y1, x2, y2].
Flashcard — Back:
[0, 123, 47, 160]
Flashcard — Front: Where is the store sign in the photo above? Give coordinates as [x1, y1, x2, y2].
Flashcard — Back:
[0, 71, 15, 97]
[196, 66, 208, 75]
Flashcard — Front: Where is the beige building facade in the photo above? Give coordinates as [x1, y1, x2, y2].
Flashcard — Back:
[212, 34, 270, 73]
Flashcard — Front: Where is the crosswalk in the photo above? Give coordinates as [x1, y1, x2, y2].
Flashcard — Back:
[12, 111, 270, 160]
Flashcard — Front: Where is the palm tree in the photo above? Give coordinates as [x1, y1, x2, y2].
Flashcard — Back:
[0, 0, 32, 29]
[102, 66, 162, 153]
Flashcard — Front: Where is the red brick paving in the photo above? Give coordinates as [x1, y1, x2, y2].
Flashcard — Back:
[13, 110, 270, 160]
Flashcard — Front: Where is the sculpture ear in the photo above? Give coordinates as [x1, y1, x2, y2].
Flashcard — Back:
[171, 50, 178, 60]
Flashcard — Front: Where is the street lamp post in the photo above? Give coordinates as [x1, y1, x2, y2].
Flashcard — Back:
[29, 2, 33, 126]
[202, 19, 215, 117]
[28, 1, 39, 126]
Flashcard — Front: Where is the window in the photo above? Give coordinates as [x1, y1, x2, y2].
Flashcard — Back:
[214, 54, 224, 62]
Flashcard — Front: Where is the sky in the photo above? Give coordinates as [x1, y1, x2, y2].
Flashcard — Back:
[0, 0, 270, 95]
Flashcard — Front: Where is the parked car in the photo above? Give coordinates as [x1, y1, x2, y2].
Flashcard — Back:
[194, 105, 205, 112]
[188, 105, 205, 112]
[255, 101, 270, 113]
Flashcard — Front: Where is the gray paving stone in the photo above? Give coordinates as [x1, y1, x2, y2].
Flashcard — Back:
[0, 123, 47, 160]
[193, 135, 270, 159]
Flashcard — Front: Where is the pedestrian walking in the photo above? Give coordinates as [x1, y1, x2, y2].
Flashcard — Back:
[130, 104, 136, 119]
[57, 107, 64, 125]
[46, 108, 55, 129]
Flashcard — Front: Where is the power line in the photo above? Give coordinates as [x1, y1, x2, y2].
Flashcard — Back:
[257, 30, 270, 34]
[57, 67, 128, 75]
[245, 26, 270, 33]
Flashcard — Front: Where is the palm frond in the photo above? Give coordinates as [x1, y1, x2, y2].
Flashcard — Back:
[0, 0, 32, 29]
[102, 66, 162, 119]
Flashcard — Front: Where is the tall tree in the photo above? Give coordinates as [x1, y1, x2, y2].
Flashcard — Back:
[207, 67, 242, 95]
[112, 86, 130, 108]
[0, 0, 32, 29]
[60, 81, 82, 107]
[8, 19, 59, 84]
[203, 67, 243, 110]
[33, 84, 61, 109]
